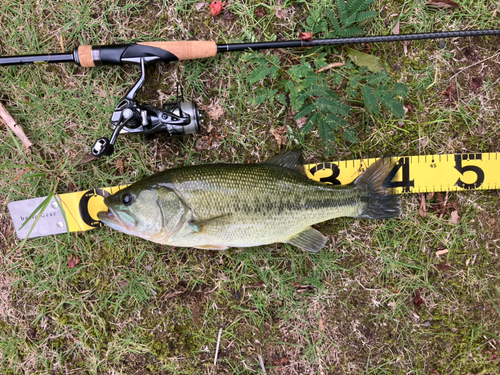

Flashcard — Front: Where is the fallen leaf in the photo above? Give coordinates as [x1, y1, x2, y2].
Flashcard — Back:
[299, 32, 313, 42]
[255, 6, 266, 17]
[273, 357, 289, 370]
[162, 286, 187, 299]
[471, 76, 483, 92]
[436, 249, 449, 256]
[195, 2, 205, 11]
[115, 158, 125, 174]
[224, 9, 234, 21]
[67, 255, 80, 268]
[425, 0, 459, 9]
[195, 134, 222, 151]
[441, 79, 457, 102]
[250, 281, 265, 289]
[198, 99, 224, 120]
[209, 0, 226, 16]
[450, 210, 460, 224]
[404, 102, 414, 114]
[402, 41, 409, 55]
[292, 283, 315, 293]
[346, 47, 384, 73]
[295, 116, 307, 129]
[68, 182, 78, 192]
[419, 193, 427, 217]
[75, 153, 98, 166]
[275, 6, 287, 19]
[392, 21, 400, 35]
[319, 315, 325, 332]
[117, 280, 129, 289]
[270, 125, 286, 146]
[490, 354, 498, 361]
[413, 290, 425, 307]
[436, 263, 451, 271]
[195, 136, 210, 151]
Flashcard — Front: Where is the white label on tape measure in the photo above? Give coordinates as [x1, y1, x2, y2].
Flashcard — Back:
[7, 197, 67, 239]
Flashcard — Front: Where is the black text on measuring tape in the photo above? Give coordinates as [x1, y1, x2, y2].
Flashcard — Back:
[384, 157, 415, 192]
[308, 163, 341, 185]
[454, 154, 484, 189]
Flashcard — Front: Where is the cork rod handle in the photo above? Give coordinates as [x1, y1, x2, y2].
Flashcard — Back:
[77, 41, 218, 67]
[138, 41, 217, 60]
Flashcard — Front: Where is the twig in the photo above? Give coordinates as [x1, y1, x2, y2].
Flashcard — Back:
[213, 328, 222, 366]
[8, 167, 31, 186]
[438, 191, 449, 219]
[0, 102, 32, 148]
[59, 34, 65, 52]
[316, 62, 344, 73]
[257, 355, 267, 374]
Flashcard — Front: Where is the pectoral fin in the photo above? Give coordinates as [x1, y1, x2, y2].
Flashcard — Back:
[188, 214, 232, 233]
[285, 227, 328, 253]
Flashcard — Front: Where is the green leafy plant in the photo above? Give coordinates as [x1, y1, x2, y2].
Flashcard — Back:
[243, 0, 408, 154]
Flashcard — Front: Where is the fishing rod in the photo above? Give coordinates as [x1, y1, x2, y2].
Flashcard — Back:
[1, 29, 499, 157]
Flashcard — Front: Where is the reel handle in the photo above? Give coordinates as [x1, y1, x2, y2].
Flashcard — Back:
[91, 137, 114, 157]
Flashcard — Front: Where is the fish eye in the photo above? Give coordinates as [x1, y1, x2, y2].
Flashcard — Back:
[122, 193, 134, 206]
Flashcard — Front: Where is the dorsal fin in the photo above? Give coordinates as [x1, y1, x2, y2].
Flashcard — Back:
[263, 149, 305, 173]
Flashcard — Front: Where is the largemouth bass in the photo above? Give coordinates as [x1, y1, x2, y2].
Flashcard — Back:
[97, 150, 400, 252]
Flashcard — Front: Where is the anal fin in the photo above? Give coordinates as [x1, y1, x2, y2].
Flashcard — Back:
[285, 227, 327, 253]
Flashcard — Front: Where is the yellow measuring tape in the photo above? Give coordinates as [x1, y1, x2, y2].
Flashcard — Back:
[305, 152, 497, 192]
[8, 152, 498, 239]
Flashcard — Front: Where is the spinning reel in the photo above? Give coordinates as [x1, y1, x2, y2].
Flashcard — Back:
[91, 58, 203, 157]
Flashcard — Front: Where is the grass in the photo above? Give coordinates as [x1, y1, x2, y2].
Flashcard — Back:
[1, 0, 500, 374]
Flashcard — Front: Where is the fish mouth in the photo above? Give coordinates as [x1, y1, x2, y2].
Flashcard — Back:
[97, 207, 137, 233]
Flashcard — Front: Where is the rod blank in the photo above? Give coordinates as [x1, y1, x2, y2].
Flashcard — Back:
[217, 29, 500, 53]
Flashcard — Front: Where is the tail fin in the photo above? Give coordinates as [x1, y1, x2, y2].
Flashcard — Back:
[354, 158, 401, 219]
